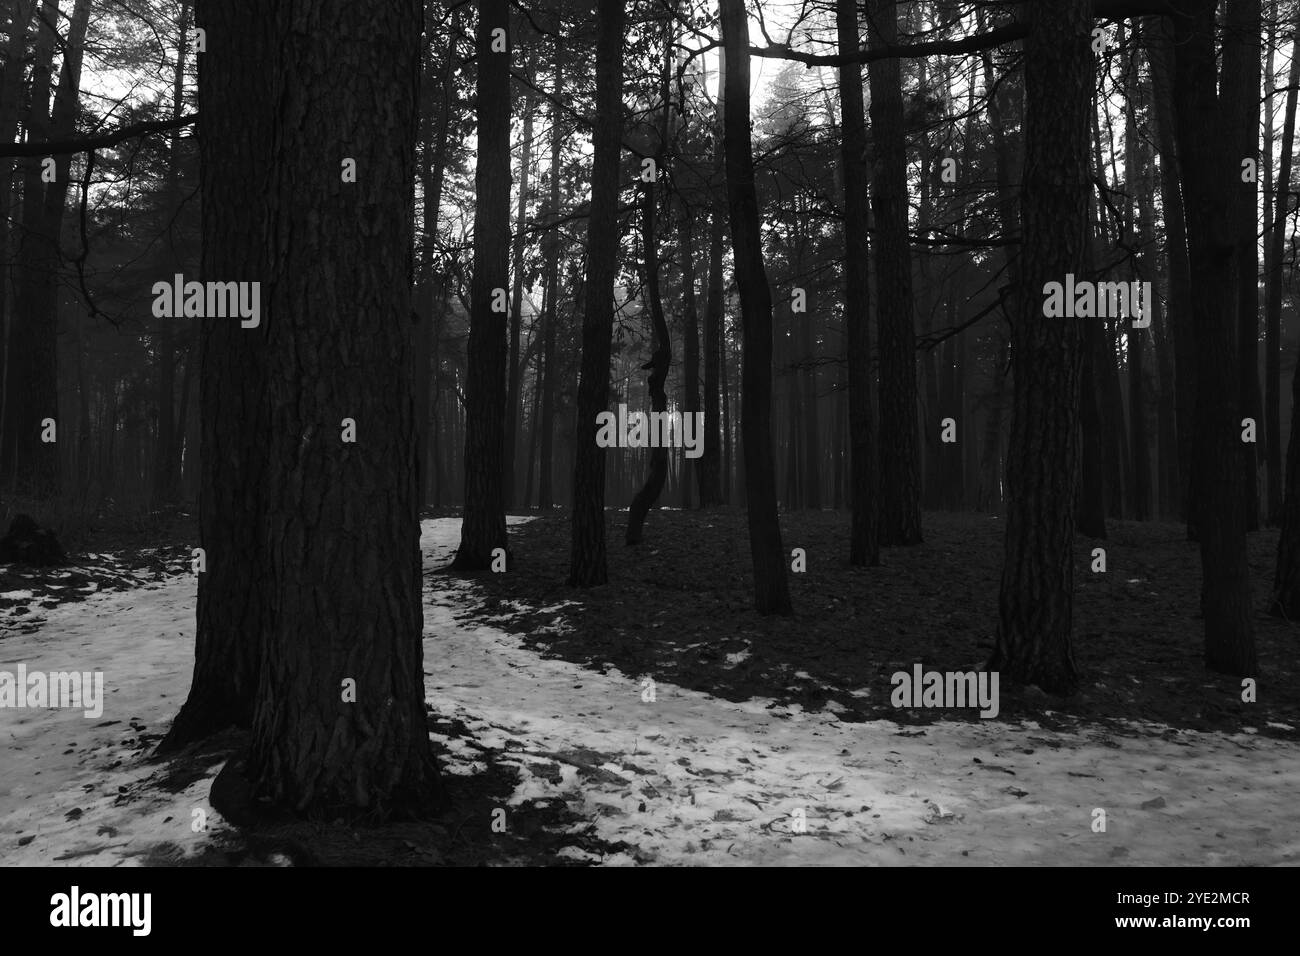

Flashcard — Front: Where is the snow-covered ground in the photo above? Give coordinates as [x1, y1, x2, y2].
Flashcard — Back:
[2, 517, 1297, 866]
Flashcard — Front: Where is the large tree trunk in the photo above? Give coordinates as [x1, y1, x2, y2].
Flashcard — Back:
[0, 1, 37, 460]
[990, 0, 1092, 696]
[868, 0, 921, 545]
[451, 0, 512, 570]
[567, 0, 624, 586]
[1171, 0, 1257, 676]
[160, 0, 280, 751]
[238, 0, 440, 816]
[720, 0, 792, 614]
[2, 0, 61, 496]
[836, 0, 879, 567]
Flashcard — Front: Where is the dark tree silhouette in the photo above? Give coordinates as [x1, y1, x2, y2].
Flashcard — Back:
[452, 0, 512, 570]
[869, 0, 922, 546]
[1170, 0, 1257, 676]
[241, 0, 442, 816]
[721, 0, 792, 614]
[837, 0, 880, 567]
[990, 0, 1093, 695]
[568, 0, 625, 586]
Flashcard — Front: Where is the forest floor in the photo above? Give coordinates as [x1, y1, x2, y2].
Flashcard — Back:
[1, 510, 1297, 866]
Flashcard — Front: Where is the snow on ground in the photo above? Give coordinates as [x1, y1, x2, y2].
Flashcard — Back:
[2, 517, 1297, 866]
[0, 575, 221, 865]
[419, 520, 1300, 866]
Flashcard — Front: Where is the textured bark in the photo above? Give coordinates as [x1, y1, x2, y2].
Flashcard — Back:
[160, 0, 279, 751]
[837, 0, 879, 567]
[567, 0, 623, 586]
[452, 0, 512, 570]
[868, 0, 921, 545]
[1171, 0, 1257, 675]
[235, 0, 441, 817]
[990, 0, 1092, 696]
[721, 0, 792, 614]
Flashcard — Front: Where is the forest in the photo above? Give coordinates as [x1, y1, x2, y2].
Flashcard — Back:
[0, 0, 1296, 870]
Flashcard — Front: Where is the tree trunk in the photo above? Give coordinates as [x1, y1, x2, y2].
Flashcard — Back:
[1265, 2, 1300, 527]
[1223, 0, 1262, 531]
[1125, 41, 1151, 521]
[1171, 0, 1257, 676]
[1147, 15, 1196, 526]
[451, 0, 512, 570]
[990, 0, 1092, 696]
[800, 265, 821, 510]
[161, 0, 281, 751]
[720, 0, 792, 614]
[627, 181, 672, 543]
[506, 77, 535, 510]
[1078, 315, 1107, 538]
[979, 33, 1020, 519]
[537, 54, 564, 511]
[567, 0, 624, 586]
[154, 1, 190, 506]
[230, 0, 442, 816]
[680, 202, 703, 507]
[0, 0, 37, 475]
[698, 51, 726, 508]
[837, 0, 880, 567]
[2, 0, 61, 496]
[868, 0, 921, 545]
